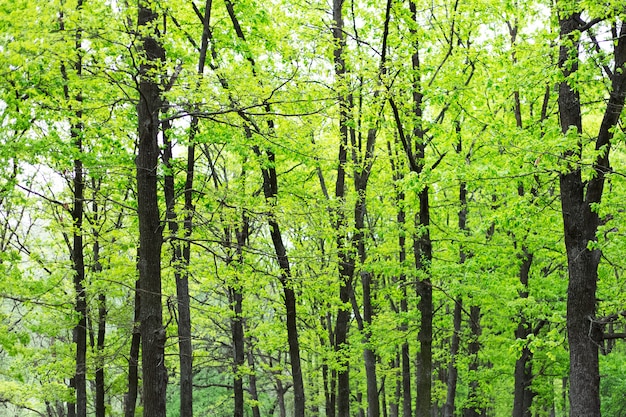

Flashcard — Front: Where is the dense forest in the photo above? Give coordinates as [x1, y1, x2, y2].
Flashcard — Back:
[0, 0, 625, 416]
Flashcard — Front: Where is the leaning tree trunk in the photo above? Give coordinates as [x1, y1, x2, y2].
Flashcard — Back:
[136, 2, 167, 417]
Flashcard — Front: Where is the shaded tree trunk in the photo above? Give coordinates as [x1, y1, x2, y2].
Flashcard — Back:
[512, 250, 535, 417]
[444, 300, 461, 417]
[247, 346, 262, 417]
[445, 142, 465, 417]
[162, 121, 193, 417]
[124, 279, 141, 417]
[59, 3, 86, 415]
[136, 3, 167, 416]
[557, 10, 626, 417]
[90, 188, 106, 417]
[330, 1, 353, 415]
[462, 306, 482, 417]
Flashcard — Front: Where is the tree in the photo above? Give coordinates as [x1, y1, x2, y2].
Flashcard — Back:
[556, 6, 626, 415]
[136, 2, 168, 416]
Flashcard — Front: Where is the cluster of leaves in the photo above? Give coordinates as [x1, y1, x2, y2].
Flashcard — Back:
[0, 0, 624, 416]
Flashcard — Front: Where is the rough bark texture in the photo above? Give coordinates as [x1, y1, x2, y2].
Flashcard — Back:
[136, 3, 167, 417]
[557, 11, 626, 417]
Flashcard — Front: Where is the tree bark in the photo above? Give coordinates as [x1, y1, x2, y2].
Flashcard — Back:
[230, 220, 249, 417]
[247, 346, 262, 417]
[92, 214, 106, 417]
[124, 279, 141, 417]
[462, 306, 482, 417]
[557, 10, 626, 417]
[253, 144, 305, 417]
[512, 251, 535, 417]
[330, 1, 353, 415]
[59, 3, 86, 415]
[136, 3, 167, 417]
[162, 123, 193, 417]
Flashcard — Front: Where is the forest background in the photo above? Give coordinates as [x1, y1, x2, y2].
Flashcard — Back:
[0, 0, 625, 416]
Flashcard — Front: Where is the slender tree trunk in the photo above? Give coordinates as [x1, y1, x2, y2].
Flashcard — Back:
[388, 141, 412, 417]
[444, 300, 461, 417]
[407, 2, 433, 415]
[247, 346, 262, 417]
[136, 3, 167, 416]
[92, 208, 106, 417]
[254, 145, 305, 417]
[59, 2, 86, 415]
[462, 306, 482, 417]
[231, 282, 245, 417]
[445, 133, 465, 417]
[330, 1, 352, 415]
[230, 221, 249, 417]
[124, 279, 141, 417]
[95, 290, 106, 417]
[513, 251, 534, 417]
[162, 122, 193, 417]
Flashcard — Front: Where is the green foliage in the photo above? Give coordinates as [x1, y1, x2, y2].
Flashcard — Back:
[0, 0, 624, 415]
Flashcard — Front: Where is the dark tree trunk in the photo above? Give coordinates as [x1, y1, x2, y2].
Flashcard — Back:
[444, 300, 461, 417]
[462, 306, 482, 417]
[398, 193, 412, 417]
[388, 140, 412, 417]
[407, 2, 433, 415]
[230, 221, 249, 417]
[92, 223, 106, 417]
[95, 291, 106, 417]
[247, 347, 262, 417]
[59, 3, 86, 415]
[513, 251, 535, 417]
[231, 282, 245, 417]
[136, 3, 167, 417]
[162, 123, 193, 417]
[330, 0, 353, 414]
[255, 146, 305, 417]
[557, 11, 626, 417]
[445, 154, 465, 417]
[124, 279, 141, 417]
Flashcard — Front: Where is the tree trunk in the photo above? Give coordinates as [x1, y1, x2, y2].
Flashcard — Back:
[136, 3, 167, 416]
[247, 346, 262, 417]
[230, 221, 249, 417]
[512, 251, 534, 417]
[462, 306, 482, 417]
[92, 225, 106, 417]
[255, 146, 306, 417]
[59, 3, 86, 415]
[162, 123, 193, 417]
[557, 11, 626, 417]
[330, 0, 353, 414]
[124, 279, 141, 417]
[444, 301, 461, 417]
[389, 141, 412, 417]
